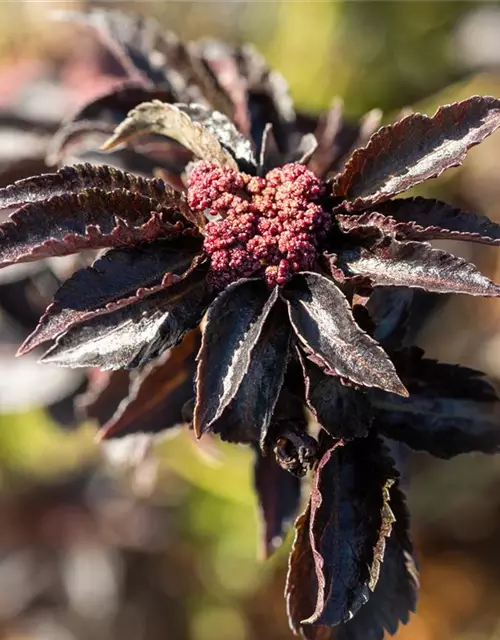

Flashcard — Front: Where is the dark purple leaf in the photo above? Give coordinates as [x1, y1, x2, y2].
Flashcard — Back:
[300, 356, 371, 440]
[305, 436, 398, 627]
[253, 447, 301, 557]
[0, 188, 189, 268]
[68, 82, 176, 126]
[282, 272, 407, 396]
[285, 507, 318, 638]
[41, 266, 211, 369]
[371, 355, 500, 458]
[308, 100, 381, 178]
[193, 280, 278, 437]
[335, 483, 418, 640]
[207, 298, 290, 444]
[287, 133, 318, 165]
[0, 163, 176, 211]
[76, 369, 131, 426]
[365, 288, 415, 349]
[333, 96, 500, 209]
[236, 44, 295, 154]
[20, 238, 198, 354]
[337, 197, 500, 246]
[335, 239, 500, 296]
[46, 121, 116, 167]
[181, 42, 237, 124]
[54, 9, 174, 89]
[193, 39, 250, 134]
[98, 330, 199, 439]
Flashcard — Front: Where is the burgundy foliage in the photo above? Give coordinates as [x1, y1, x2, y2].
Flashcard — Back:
[1, 8, 500, 640]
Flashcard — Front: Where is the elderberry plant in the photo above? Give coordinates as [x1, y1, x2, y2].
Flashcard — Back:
[2, 8, 500, 640]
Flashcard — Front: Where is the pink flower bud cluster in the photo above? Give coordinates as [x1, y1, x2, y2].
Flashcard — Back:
[187, 161, 330, 288]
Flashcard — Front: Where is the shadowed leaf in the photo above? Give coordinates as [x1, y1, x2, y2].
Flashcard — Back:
[102, 100, 255, 169]
[54, 8, 174, 89]
[300, 356, 371, 439]
[69, 82, 177, 126]
[333, 96, 500, 209]
[76, 369, 131, 426]
[286, 507, 318, 637]
[0, 188, 189, 268]
[334, 482, 418, 640]
[254, 447, 301, 558]
[309, 100, 381, 178]
[282, 272, 407, 396]
[208, 298, 290, 444]
[304, 436, 398, 627]
[365, 288, 415, 349]
[372, 354, 500, 458]
[20, 239, 199, 353]
[41, 266, 211, 369]
[236, 43, 295, 154]
[98, 329, 199, 439]
[337, 197, 500, 246]
[194, 39, 250, 134]
[193, 280, 278, 437]
[335, 239, 500, 296]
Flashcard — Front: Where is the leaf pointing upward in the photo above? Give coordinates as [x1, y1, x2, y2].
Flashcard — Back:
[102, 100, 241, 168]
[333, 96, 500, 209]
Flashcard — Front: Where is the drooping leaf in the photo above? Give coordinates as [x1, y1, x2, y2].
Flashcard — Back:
[102, 100, 255, 169]
[337, 197, 500, 246]
[282, 272, 407, 396]
[304, 436, 398, 627]
[193, 280, 278, 437]
[207, 298, 290, 444]
[333, 96, 500, 209]
[0, 163, 181, 211]
[19, 238, 199, 353]
[98, 330, 199, 439]
[253, 447, 301, 558]
[335, 239, 500, 296]
[41, 266, 211, 369]
[286, 507, 318, 638]
[53, 8, 174, 89]
[371, 354, 500, 458]
[0, 188, 189, 268]
[334, 482, 418, 640]
[300, 355, 371, 440]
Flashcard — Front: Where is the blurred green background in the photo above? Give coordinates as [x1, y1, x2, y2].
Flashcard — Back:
[2, 1, 500, 639]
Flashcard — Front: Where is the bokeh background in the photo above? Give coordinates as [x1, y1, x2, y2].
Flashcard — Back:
[2, 1, 500, 639]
